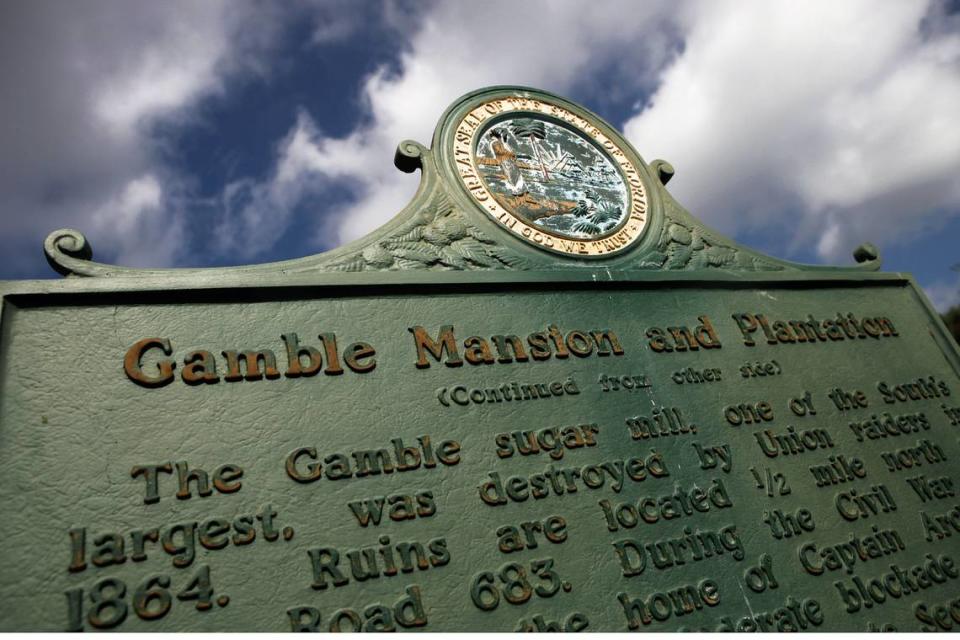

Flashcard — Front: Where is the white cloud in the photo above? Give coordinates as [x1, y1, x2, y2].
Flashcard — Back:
[216, 111, 334, 258]
[6, 0, 957, 279]
[0, 0, 282, 275]
[231, 0, 959, 270]
[924, 274, 960, 313]
[87, 174, 187, 268]
[92, 11, 231, 139]
[623, 0, 960, 263]
[218, 0, 681, 257]
[93, 175, 163, 233]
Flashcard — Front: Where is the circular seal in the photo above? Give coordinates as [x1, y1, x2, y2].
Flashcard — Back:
[450, 95, 649, 257]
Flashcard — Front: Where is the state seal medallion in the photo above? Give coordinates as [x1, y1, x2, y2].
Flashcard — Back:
[450, 94, 650, 257]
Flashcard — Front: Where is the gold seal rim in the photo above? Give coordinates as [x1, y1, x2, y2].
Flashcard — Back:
[452, 96, 649, 258]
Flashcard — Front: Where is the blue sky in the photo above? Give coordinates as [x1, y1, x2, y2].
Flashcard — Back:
[2, 0, 959, 309]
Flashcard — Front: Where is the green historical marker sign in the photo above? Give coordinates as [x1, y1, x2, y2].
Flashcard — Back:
[1, 87, 959, 632]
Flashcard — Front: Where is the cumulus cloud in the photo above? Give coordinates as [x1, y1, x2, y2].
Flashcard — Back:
[216, 111, 341, 258]
[86, 174, 190, 268]
[5, 0, 957, 287]
[216, 0, 681, 256]
[0, 0, 281, 276]
[227, 0, 959, 277]
[623, 0, 960, 263]
[925, 271, 960, 312]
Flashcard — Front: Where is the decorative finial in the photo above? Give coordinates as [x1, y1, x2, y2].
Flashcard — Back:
[394, 140, 427, 173]
[853, 242, 881, 270]
[650, 159, 675, 185]
[44, 229, 93, 277]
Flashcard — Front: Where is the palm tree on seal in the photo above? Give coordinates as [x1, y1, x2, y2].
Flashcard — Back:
[510, 119, 550, 181]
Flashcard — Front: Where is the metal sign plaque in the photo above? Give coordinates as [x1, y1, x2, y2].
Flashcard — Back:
[1, 87, 959, 632]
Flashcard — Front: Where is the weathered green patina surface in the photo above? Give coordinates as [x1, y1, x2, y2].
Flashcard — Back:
[1, 87, 959, 632]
